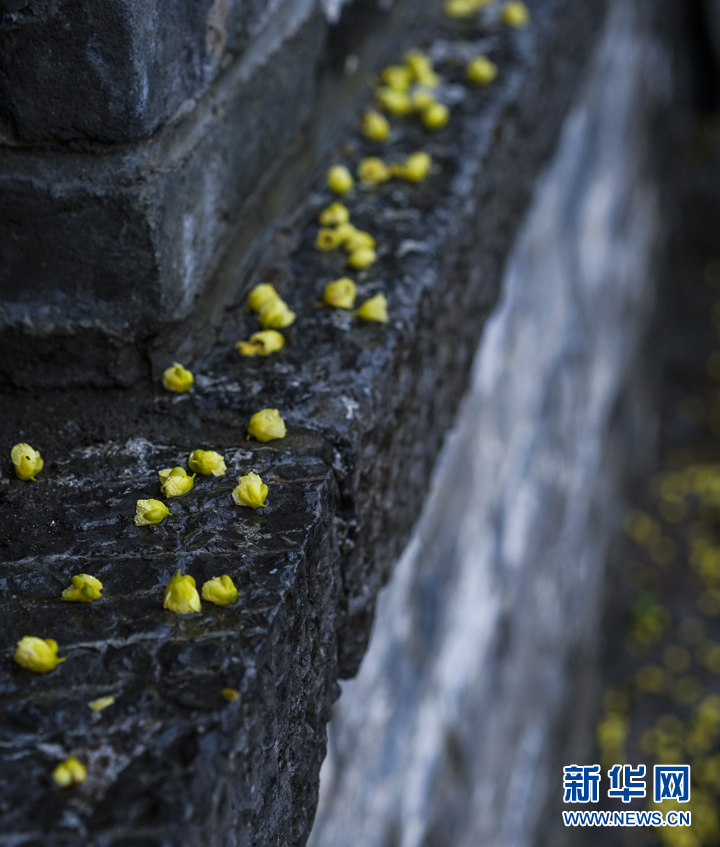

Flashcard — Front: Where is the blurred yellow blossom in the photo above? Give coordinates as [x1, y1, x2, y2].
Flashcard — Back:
[501, 0, 530, 27]
[52, 756, 86, 787]
[467, 55, 498, 86]
[11, 443, 43, 481]
[358, 157, 391, 185]
[134, 499, 171, 526]
[88, 696, 115, 713]
[222, 688, 240, 702]
[14, 636, 65, 673]
[315, 227, 343, 251]
[392, 152, 432, 182]
[188, 449, 226, 476]
[235, 330, 285, 358]
[258, 297, 296, 330]
[163, 569, 201, 614]
[348, 248, 377, 270]
[361, 110, 391, 142]
[375, 86, 413, 116]
[247, 408, 286, 442]
[247, 283, 279, 313]
[201, 575, 239, 606]
[324, 277, 357, 309]
[381, 64, 413, 92]
[318, 201, 350, 226]
[61, 574, 103, 603]
[357, 294, 388, 323]
[232, 472, 269, 508]
[422, 102, 449, 130]
[158, 466, 195, 498]
[162, 362, 194, 393]
[327, 165, 354, 194]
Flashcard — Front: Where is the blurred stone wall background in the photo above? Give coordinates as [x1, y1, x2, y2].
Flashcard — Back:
[308, 2, 676, 844]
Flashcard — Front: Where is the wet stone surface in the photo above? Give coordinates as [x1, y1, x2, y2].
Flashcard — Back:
[0, 0, 605, 844]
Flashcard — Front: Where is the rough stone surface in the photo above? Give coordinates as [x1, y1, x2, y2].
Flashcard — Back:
[0, 0, 607, 844]
[0, 0, 436, 390]
[0, 0, 302, 143]
[308, 2, 672, 845]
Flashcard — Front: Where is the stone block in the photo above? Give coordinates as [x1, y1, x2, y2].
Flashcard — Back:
[0, 0, 285, 143]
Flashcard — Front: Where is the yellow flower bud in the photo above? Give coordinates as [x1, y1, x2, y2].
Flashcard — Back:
[247, 283, 279, 313]
[375, 86, 413, 116]
[443, 0, 477, 17]
[247, 408, 286, 442]
[381, 64, 413, 92]
[361, 110, 391, 142]
[14, 636, 66, 673]
[347, 248, 377, 270]
[343, 230, 376, 253]
[410, 88, 436, 111]
[358, 157, 391, 186]
[324, 277, 357, 309]
[392, 151, 432, 182]
[315, 227, 342, 251]
[222, 688, 240, 703]
[335, 222, 358, 245]
[501, 0, 530, 27]
[134, 498, 172, 526]
[404, 51, 439, 87]
[61, 574, 103, 603]
[11, 443, 43, 481]
[258, 297, 296, 329]
[422, 102, 449, 130]
[201, 574, 239, 606]
[162, 362, 194, 393]
[163, 568, 201, 614]
[235, 330, 285, 358]
[318, 201, 350, 226]
[466, 55, 498, 85]
[357, 293, 388, 323]
[52, 755, 86, 788]
[326, 164, 354, 194]
[158, 466, 195, 498]
[188, 449, 227, 476]
[232, 471, 269, 508]
[88, 696, 115, 713]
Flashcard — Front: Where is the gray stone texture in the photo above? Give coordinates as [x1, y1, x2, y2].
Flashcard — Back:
[0, 0, 290, 143]
[309, 1, 671, 845]
[0, 0, 436, 389]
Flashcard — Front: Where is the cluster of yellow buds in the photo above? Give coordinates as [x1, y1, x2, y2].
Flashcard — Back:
[61, 574, 103, 603]
[158, 466, 195, 497]
[162, 362, 194, 394]
[247, 408, 286, 442]
[357, 293, 389, 323]
[188, 449, 226, 476]
[232, 471, 269, 508]
[52, 755, 87, 787]
[246, 283, 296, 330]
[466, 55, 498, 86]
[314, 201, 377, 270]
[372, 51, 448, 132]
[14, 636, 65, 673]
[11, 443, 43, 481]
[324, 277, 357, 309]
[163, 568, 239, 613]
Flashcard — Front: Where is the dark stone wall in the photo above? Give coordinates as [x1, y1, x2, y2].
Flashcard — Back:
[0, 0, 612, 844]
